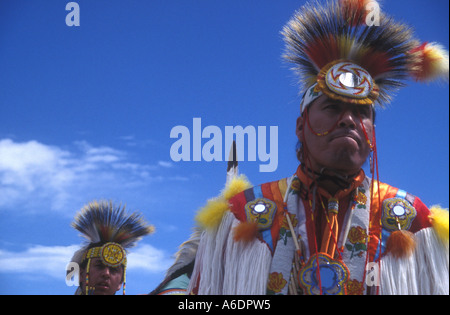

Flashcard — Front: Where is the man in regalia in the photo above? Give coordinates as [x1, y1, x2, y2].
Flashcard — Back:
[152, 0, 449, 295]
[69, 200, 154, 295]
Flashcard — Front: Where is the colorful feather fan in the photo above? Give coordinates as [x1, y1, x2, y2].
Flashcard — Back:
[72, 200, 154, 250]
[282, 0, 448, 106]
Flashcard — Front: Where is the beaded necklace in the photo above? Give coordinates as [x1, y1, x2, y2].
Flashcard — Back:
[287, 169, 366, 295]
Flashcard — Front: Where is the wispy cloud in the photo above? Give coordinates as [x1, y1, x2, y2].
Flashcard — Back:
[0, 245, 79, 280]
[0, 243, 173, 280]
[118, 135, 156, 148]
[157, 161, 173, 168]
[0, 138, 186, 213]
[127, 244, 174, 272]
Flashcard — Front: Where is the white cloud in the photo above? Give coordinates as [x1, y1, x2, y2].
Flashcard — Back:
[0, 243, 173, 280]
[0, 138, 186, 213]
[157, 161, 173, 168]
[126, 244, 173, 272]
[0, 245, 78, 280]
[0, 139, 70, 191]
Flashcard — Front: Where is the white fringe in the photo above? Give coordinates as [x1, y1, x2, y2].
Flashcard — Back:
[223, 219, 272, 294]
[415, 227, 449, 295]
[188, 211, 272, 295]
[380, 227, 449, 295]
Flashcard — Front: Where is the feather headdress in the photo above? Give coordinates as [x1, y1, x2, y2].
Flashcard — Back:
[70, 200, 154, 294]
[282, 0, 449, 111]
[72, 200, 154, 249]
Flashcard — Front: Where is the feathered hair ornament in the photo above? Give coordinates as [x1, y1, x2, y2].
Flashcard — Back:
[282, 0, 449, 112]
[70, 200, 154, 295]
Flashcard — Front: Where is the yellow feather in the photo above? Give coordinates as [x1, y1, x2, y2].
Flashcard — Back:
[429, 205, 449, 245]
[222, 175, 252, 201]
[424, 43, 449, 82]
[195, 198, 230, 230]
[195, 175, 251, 230]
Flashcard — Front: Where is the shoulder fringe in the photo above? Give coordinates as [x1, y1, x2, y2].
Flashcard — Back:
[189, 175, 274, 294]
[188, 211, 272, 294]
[152, 175, 252, 294]
[380, 227, 449, 295]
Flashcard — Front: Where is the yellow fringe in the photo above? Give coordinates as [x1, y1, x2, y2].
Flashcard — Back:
[195, 175, 251, 230]
[429, 205, 449, 245]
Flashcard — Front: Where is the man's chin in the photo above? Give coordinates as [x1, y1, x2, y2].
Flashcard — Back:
[328, 151, 368, 174]
[92, 286, 115, 295]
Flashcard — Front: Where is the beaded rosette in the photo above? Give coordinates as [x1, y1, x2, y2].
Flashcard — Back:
[83, 242, 127, 268]
[298, 253, 350, 295]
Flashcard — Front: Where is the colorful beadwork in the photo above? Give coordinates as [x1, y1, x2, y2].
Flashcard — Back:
[101, 242, 126, 268]
[244, 198, 277, 230]
[381, 198, 416, 231]
[325, 62, 374, 99]
[298, 253, 349, 295]
[328, 198, 339, 214]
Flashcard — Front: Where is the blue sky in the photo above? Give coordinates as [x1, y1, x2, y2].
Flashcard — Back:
[0, 0, 448, 295]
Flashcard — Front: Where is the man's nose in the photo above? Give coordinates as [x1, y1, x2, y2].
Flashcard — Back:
[338, 109, 358, 128]
[101, 267, 112, 277]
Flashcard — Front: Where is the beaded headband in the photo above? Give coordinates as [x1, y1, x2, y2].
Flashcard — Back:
[83, 242, 127, 268]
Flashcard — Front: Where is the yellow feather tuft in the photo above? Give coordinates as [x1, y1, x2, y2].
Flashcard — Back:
[222, 175, 252, 201]
[195, 198, 230, 230]
[195, 175, 251, 231]
[411, 42, 449, 82]
[429, 205, 449, 245]
[423, 43, 449, 82]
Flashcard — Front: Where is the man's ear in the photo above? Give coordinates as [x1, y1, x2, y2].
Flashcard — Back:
[296, 116, 304, 141]
[115, 282, 123, 292]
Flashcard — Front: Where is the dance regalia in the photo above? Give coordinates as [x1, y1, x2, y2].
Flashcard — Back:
[154, 171, 448, 295]
[70, 200, 154, 295]
[152, 0, 449, 295]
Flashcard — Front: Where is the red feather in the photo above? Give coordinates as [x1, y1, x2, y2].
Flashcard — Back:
[340, 0, 372, 26]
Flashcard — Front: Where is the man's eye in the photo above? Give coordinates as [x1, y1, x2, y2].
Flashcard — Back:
[324, 104, 339, 110]
[358, 107, 372, 118]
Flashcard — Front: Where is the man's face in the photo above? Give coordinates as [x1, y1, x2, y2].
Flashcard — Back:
[80, 258, 124, 295]
[296, 95, 374, 175]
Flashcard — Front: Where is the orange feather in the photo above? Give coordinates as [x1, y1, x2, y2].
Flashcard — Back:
[410, 42, 449, 82]
[385, 230, 416, 259]
[233, 221, 259, 242]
